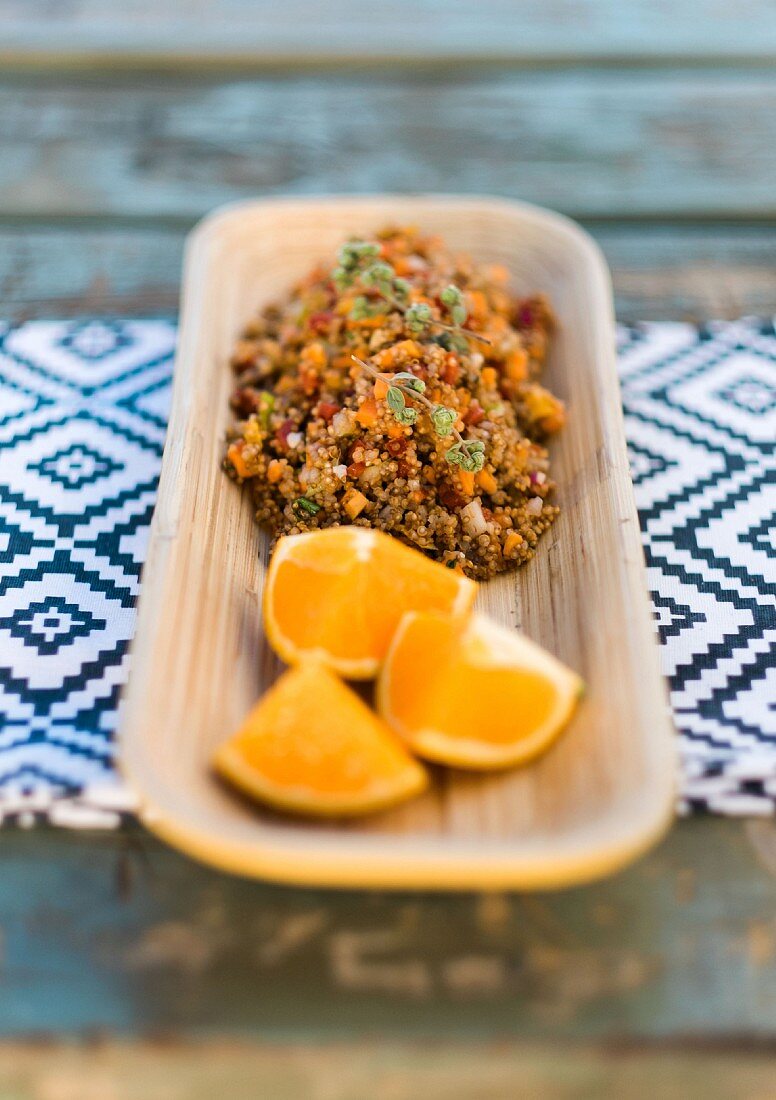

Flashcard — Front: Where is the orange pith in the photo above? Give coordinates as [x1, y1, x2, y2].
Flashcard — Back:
[214, 662, 428, 817]
[264, 528, 477, 678]
[377, 611, 583, 770]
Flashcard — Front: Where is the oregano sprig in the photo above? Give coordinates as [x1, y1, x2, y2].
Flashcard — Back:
[333, 240, 491, 347]
[352, 355, 486, 473]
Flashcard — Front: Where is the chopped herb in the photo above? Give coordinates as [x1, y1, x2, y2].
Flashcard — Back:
[405, 302, 433, 335]
[329, 242, 491, 346]
[445, 439, 486, 473]
[257, 390, 275, 430]
[392, 371, 426, 393]
[293, 497, 321, 516]
[353, 355, 486, 470]
[440, 284, 468, 326]
[431, 405, 457, 437]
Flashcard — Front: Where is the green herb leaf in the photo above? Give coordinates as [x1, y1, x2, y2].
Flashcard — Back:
[386, 386, 406, 416]
[440, 285, 468, 326]
[397, 406, 419, 426]
[393, 371, 426, 393]
[350, 295, 375, 321]
[339, 241, 379, 268]
[257, 391, 275, 430]
[431, 405, 457, 437]
[393, 277, 411, 302]
[405, 302, 433, 334]
[445, 439, 485, 471]
[332, 265, 352, 289]
[361, 262, 394, 291]
[293, 496, 322, 516]
[440, 284, 463, 308]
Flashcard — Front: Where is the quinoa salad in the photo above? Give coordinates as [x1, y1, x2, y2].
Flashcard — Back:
[224, 226, 566, 581]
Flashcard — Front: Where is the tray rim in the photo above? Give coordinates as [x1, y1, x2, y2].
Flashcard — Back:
[119, 193, 677, 891]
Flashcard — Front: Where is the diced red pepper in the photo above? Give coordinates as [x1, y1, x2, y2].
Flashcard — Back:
[275, 418, 296, 450]
[438, 481, 466, 510]
[386, 437, 407, 457]
[440, 356, 461, 384]
[316, 401, 340, 423]
[347, 461, 366, 478]
[309, 310, 334, 334]
[464, 400, 485, 426]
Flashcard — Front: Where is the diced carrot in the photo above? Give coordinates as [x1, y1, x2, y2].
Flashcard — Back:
[301, 341, 327, 369]
[343, 489, 368, 519]
[356, 396, 379, 427]
[347, 314, 387, 330]
[227, 441, 251, 479]
[458, 469, 475, 496]
[466, 290, 488, 320]
[524, 387, 566, 433]
[386, 422, 406, 439]
[393, 339, 424, 360]
[481, 367, 497, 388]
[374, 377, 390, 400]
[505, 349, 528, 382]
[476, 469, 498, 494]
[267, 459, 284, 483]
[503, 531, 524, 557]
[542, 410, 566, 433]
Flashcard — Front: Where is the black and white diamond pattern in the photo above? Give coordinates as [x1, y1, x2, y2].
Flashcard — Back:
[0, 318, 773, 825]
[619, 319, 775, 814]
[0, 320, 174, 826]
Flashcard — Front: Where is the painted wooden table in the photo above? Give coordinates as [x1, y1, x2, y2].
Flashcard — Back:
[1, 3, 775, 1094]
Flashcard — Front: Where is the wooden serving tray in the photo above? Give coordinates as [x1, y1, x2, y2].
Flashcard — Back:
[119, 196, 676, 890]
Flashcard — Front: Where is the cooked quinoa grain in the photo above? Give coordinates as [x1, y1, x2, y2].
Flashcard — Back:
[224, 226, 565, 581]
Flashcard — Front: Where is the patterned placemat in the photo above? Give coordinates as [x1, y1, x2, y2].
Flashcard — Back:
[0, 318, 773, 826]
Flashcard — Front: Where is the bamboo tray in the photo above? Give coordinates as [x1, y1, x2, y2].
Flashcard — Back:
[119, 195, 676, 890]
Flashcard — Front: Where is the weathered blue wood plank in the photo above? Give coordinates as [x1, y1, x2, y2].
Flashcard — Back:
[3, 819, 776, 1037]
[1, 0, 776, 63]
[2, 224, 775, 322]
[1, 70, 775, 219]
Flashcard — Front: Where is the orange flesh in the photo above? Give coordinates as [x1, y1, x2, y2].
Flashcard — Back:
[266, 530, 476, 669]
[217, 663, 425, 802]
[385, 614, 560, 746]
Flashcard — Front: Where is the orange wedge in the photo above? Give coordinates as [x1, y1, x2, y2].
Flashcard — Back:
[264, 528, 476, 679]
[214, 662, 428, 818]
[377, 611, 583, 770]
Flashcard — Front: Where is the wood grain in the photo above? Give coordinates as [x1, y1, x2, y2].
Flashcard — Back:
[3, 224, 776, 323]
[2, 0, 776, 63]
[2, 71, 775, 220]
[2, 1038, 776, 1099]
[118, 195, 675, 890]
